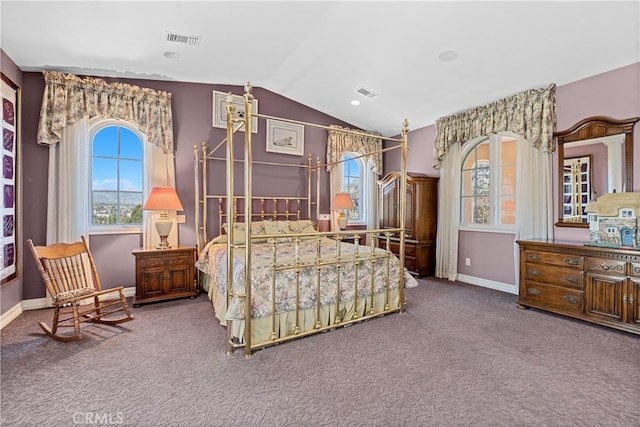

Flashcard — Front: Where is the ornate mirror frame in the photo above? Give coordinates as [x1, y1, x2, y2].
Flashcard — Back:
[555, 116, 639, 228]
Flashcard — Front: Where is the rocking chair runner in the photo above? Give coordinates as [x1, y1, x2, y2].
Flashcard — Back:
[27, 236, 134, 341]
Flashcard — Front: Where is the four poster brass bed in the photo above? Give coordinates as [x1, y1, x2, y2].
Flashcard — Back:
[194, 84, 416, 357]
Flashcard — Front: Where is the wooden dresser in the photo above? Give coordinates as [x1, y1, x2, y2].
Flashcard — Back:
[377, 172, 438, 277]
[517, 239, 640, 335]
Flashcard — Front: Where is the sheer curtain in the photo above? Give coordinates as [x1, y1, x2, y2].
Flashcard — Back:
[433, 84, 556, 281]
[37, 71, 175, 245]
[45, 117, 90, 244]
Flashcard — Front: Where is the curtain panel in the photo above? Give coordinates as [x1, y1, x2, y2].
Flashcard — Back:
[326, 125, 383, 175]
[37, 71, 174, 154]
[433, 84, 556, 168]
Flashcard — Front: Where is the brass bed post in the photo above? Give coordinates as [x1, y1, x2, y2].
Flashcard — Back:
[315, 157, 321, 224]
[398, 120, 409, 311]
[307, 155, 312, 221]
[201, 142, 208, 247]
[194, 143, 201, 254]
[224, 93, 236, 355]
[243, 83, 254, 358]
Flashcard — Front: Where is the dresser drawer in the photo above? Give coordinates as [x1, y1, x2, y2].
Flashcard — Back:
[524, 250, 583, 269]
[630, 262, 640, 278]
[524, 263, 583, 289]
[586, 257, 626, 276]
[404, 256, 416, 271]
[523, 282, 583, 314]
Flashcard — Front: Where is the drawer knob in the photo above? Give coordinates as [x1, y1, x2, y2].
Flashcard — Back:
[527, 288, 541, 296]
[563, 295, 579, 304]
[163, 259, 170, 265]
[564, 275, 578, 283]
[528, 254, 541, 261]
[528, 269, 540, 276]
[564, 258, 579, 266]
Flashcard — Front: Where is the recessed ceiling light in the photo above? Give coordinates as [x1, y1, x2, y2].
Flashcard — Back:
[164, 51, 180, 59]
[351, 99, 361, 106]
[438, 50, 459, 62]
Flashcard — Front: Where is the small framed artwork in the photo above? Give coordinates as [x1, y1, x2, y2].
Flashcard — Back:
[212, 90, 258, 133]
[266, 119, 304, 156]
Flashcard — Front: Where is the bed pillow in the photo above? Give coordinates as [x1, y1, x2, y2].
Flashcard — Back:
[222, 221, 267, 243]
[263, 220, 293, 243]
[288, 219, 318, 239]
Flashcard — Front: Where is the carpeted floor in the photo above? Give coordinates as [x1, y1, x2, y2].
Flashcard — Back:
[1, 278, 639, 426]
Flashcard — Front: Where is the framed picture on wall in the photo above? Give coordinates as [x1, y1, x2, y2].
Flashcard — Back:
[1, 72, 19, 286]
[212, 90, 258, 133]
[266, 119, 304, 156]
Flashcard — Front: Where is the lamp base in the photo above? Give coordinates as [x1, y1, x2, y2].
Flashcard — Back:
[155, 217, 173, 249]
[337, 214, 348, 230]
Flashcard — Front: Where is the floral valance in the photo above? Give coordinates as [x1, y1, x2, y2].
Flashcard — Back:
[37, 71, 174, 153]
[326, 125, 383, 175]
[433, 84, 556, 168]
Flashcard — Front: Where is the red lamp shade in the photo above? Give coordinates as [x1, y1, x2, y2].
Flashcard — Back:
[143, 187, 184, 211]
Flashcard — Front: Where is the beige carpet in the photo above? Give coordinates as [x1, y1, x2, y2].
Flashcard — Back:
[1, 278, 639, 426]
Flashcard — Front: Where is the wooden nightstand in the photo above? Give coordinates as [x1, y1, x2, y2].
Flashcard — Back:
[132, 246, 198, 307]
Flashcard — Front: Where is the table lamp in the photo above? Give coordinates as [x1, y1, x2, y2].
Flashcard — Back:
[143, 186, 184, 249]
[332, 192, 355, 230]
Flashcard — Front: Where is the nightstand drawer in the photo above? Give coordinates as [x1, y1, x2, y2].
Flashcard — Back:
[138, 253, 191, 268]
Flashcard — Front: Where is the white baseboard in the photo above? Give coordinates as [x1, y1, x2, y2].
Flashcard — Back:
[0, 286, 136, 329]
[0, 303, 23, 329]
[456, 274, 517, 295]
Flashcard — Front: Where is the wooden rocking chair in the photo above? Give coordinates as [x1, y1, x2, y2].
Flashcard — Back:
[27, 236, 134, 342]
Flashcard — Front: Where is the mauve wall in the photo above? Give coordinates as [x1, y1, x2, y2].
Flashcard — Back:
[0, 51, 23, 314]
[16, 72, 354, 302]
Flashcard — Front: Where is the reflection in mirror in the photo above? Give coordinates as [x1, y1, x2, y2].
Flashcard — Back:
[555, 116, 639, 228]
[562, 155, 592, 223]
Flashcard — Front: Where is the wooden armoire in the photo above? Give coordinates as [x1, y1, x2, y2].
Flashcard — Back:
[377, 172, 438, 277]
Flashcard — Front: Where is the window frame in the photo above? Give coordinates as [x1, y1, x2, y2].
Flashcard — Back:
[459, 132, 519, 233]
[87, 118, 145, 235]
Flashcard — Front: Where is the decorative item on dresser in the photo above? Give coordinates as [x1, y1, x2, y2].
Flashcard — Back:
[378, 172, 438, 277]
[132, 246, 197, 307]
[517, 239, 640, 335]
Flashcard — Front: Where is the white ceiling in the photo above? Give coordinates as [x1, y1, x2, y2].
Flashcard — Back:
[1, 1, 639, 136]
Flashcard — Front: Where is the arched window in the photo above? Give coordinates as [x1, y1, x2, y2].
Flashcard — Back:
[460, 133, 517, 229]
[90, 120, 143, 230]
[341, 153, 365, 223]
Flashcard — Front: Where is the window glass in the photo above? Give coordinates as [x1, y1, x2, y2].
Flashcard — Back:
[342, 153, 363, 222]
[91, 124, 143, 226]
[460, 134, 518, 228]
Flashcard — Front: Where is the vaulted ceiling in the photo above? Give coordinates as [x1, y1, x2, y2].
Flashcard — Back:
[2, 1, 639, 136]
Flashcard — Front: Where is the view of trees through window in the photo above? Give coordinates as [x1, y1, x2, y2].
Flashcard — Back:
[461, 135, 517, 226]
[342, 154, 361, 221]
[91, 125, 143, 225]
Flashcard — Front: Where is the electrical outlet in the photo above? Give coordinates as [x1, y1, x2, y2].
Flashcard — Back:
[465, 258, 471, 266]
[176, 214, 186, 224]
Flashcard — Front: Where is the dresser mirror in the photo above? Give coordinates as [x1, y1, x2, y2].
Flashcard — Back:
[555, 116, 639, 227]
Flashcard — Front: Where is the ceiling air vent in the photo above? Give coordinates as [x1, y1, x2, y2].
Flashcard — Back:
[355, 86, 378, 99]
[166, 32, 201, 46]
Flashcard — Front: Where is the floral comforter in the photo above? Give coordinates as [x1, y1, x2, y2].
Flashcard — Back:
[195, 236, 418, 320]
